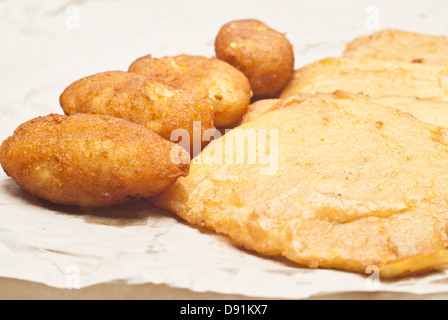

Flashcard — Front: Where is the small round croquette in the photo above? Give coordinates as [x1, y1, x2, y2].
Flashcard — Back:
[215, 19, 295, 99]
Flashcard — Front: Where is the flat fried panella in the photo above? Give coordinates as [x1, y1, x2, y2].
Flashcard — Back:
[155, 91, 448, 277]
[244, 94, 448, 129]
[242, 99, 280, 124]
[343, 29, 448, 65]
[281, 58, 448, 101]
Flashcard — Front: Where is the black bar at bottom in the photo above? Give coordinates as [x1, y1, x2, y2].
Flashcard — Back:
[150, 301, 308, 318]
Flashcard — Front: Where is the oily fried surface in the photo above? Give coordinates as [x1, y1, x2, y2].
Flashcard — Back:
[155, 91, 448, 277]
[281, 58, 448, 101]
[244, 95, 448, 128]
[60, 71, 215, 151]
[128, 54, 252, 128]
[215, 19, 294, 99]
[242, 99, 280, 123]
[242, 94, 323, 124]
[0, 114, 189, 207]
[373, 97, 448, 128]
[343, 29, 448, 65]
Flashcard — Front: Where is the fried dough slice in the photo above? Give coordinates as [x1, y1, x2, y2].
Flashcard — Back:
[280, 58, 448, 101]
[155, 91, 448, 277]
[343, 29, 448, 65]
[242, 99, 281, 123]
[244, 95, 448, 128]
[374, 97, 448, 128]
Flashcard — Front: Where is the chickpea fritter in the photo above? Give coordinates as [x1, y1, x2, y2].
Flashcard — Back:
[156, 91, 448, 278]
[0, 114, 190, 207]
[215, 19, 295, 99]
[60, 71, 215, 150]
[128, 54, 252, 128]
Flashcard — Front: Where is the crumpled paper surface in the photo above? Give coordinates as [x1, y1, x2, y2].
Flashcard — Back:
[1, 0, 448, 299]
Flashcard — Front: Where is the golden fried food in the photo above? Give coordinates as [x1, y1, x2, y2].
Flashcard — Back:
[128, 54, 252, 128]
[0, 114, 189, 207]
[244, 95, 448, 128]
[242, 99, 280, 123]
[281, 58, 448, 100]
[60, 71, 215, 151]
[374, 97, 448, 128]
[155, 91, 448, 277]
[343, 29, 448, 65]
[215, 19, 295, 99]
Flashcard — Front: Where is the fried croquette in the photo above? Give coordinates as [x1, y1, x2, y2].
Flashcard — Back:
[155, 91, 448, 277]
[343, 29, 448, 65]
[0, 114, 190, 207]
[215, 19, 295, 99]
[128, 54, 252, 128]
[281, 57, 448, 101]
[60, 71, 215, 151]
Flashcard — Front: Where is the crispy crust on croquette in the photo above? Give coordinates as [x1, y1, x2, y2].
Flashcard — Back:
[129, 54, 252, 128]
[0, 114, 190, 207]
[215, 19, 295, 99]
[60, 71, 215, 150]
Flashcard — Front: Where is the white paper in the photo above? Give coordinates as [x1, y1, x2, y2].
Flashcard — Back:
[1, 0, 448, 299]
